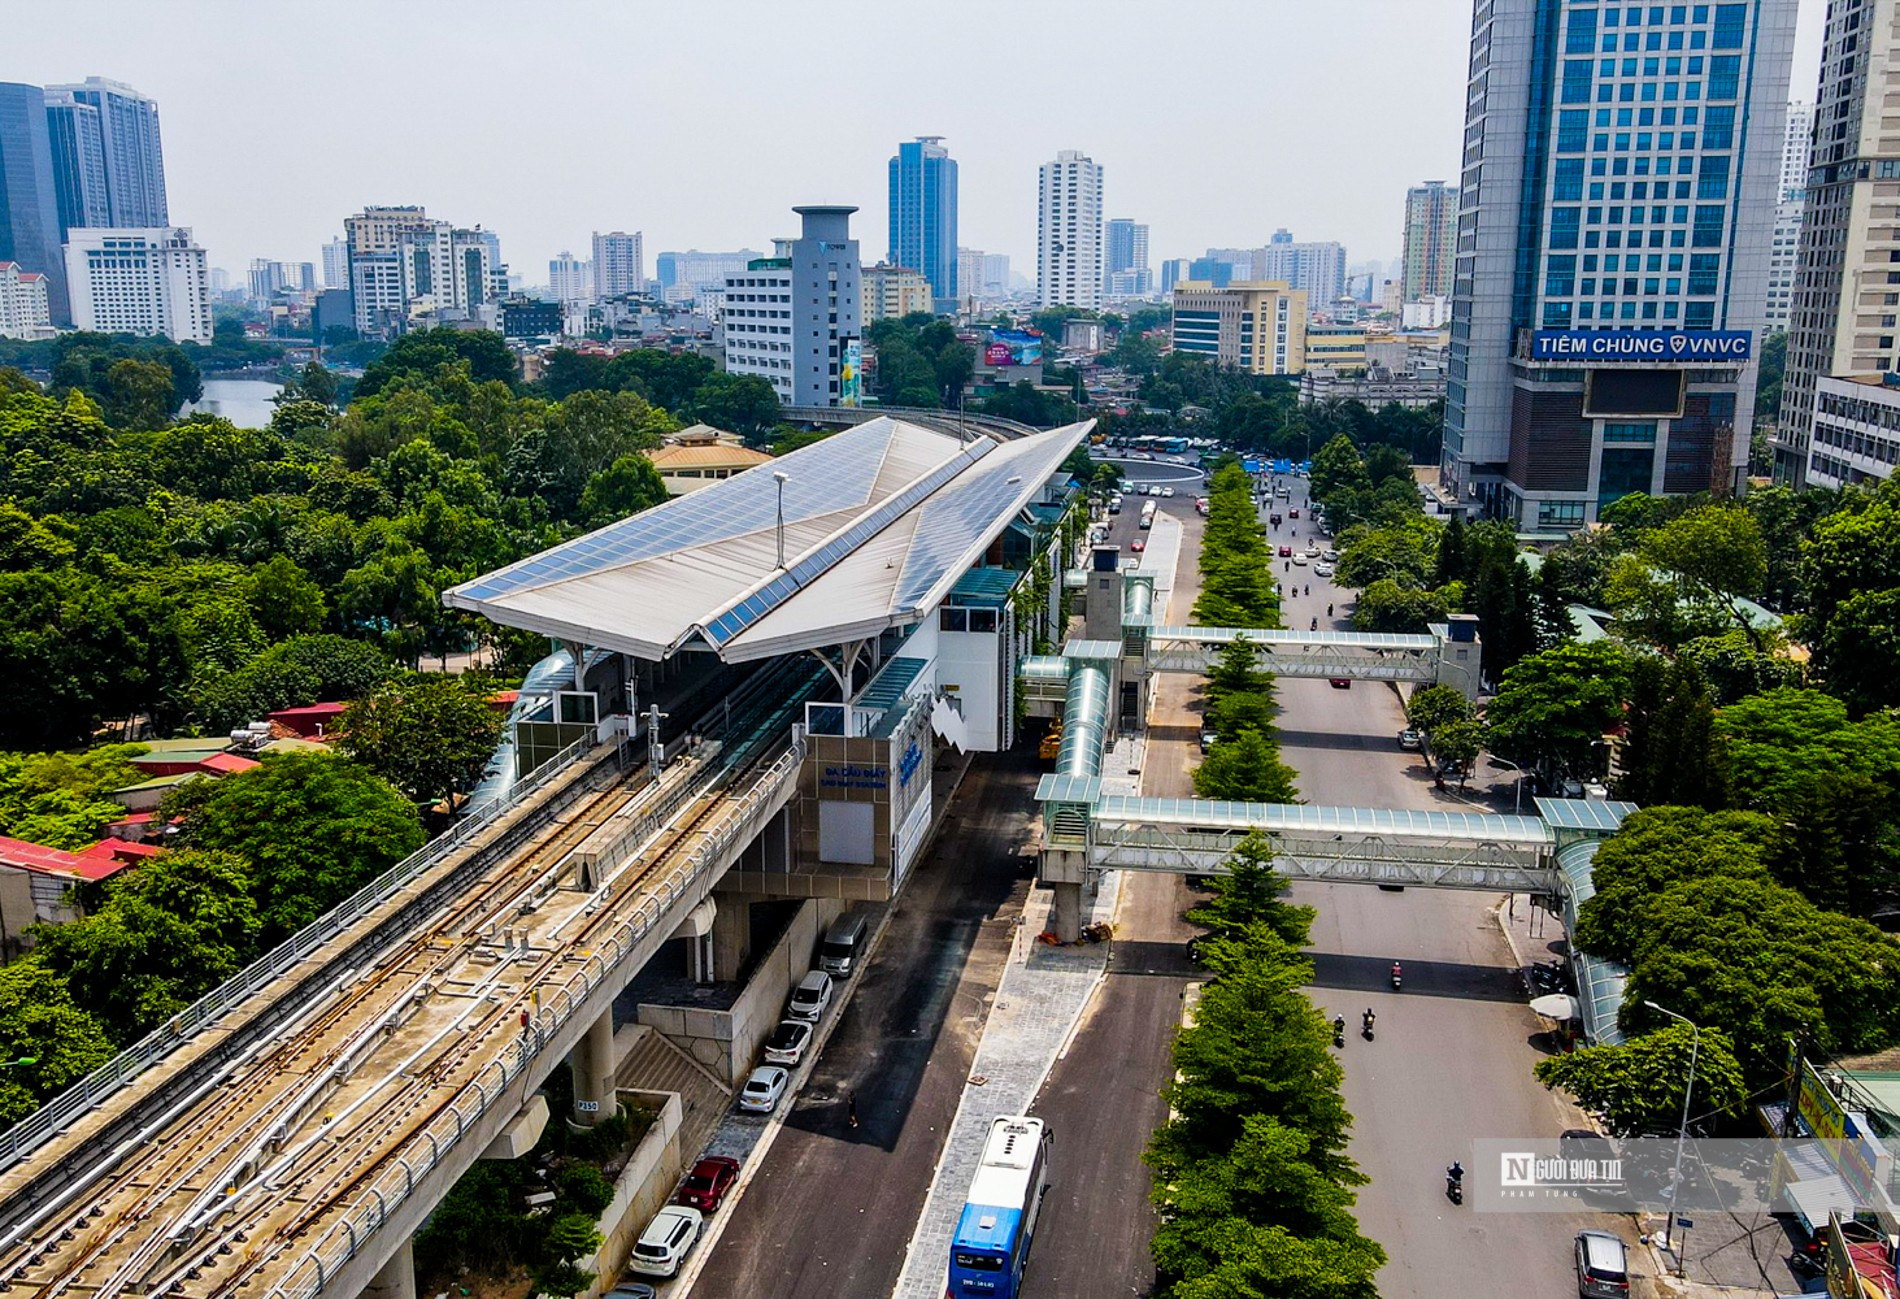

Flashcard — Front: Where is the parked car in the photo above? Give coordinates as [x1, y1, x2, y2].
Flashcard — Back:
[1199, 728, 1218, 753]
[1329, 678, 1352, 689]
[738, 1064, 790, 1113]
[787, 970, 834, 1021]
[628, 1205, 705, 1277]
[763, 1018, 814, 1066]
[673, 1156, 741, 1212]
[1161, 486, 1176, 497]
[1573, 1229, 1630, 1297]
[1398, 729, 1423, 751]
[605, 1284, 658, 1299]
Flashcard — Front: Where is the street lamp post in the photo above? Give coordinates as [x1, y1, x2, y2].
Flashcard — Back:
[772, 471, 790, 569]
[1644, 1000, 1701, 1278]
[1487, 754, 1528, 814]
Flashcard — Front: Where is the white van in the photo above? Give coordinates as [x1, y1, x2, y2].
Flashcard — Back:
[820, 911, 869, 977]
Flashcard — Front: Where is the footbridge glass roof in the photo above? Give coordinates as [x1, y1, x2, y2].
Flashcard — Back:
[1092, 797, 1554, 846]
[1149, 627, 1439, 650]
[443, 417, 1091, 662]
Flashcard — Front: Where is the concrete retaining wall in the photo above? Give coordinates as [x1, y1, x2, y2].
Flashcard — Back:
[582, 1089, 684, 1299]
[636, 897, 844, 1084]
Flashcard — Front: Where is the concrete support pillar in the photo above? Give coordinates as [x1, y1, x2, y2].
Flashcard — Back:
[360, 1237, 416, 1299]
[710, 897, 749, 983]
[1049, 881, 1084, 943]
[570, 1009, 618, 1127]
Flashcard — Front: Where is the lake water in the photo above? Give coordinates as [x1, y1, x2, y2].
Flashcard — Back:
[184, 378, 283, 429]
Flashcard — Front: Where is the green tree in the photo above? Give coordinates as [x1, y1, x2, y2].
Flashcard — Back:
[0, 957, 115, 1122]
[101, 358, 177, 431]
[1534, 1023, 1748, 1137]
[339, 673, 506, 808]
[1615, 657, 1727, 809]
[1187, 831, 1314, 948]
[578, 452, 668, 525]
[1405, 684, 1472, 735]
[33, 849, 261, 1041]
[692, 372, 782, 443]
[166, 751, 425, 945]
[1484, 641, 1634, 784]
[1193, 730, 1300, 803]
[1429, 719, 1484, 784]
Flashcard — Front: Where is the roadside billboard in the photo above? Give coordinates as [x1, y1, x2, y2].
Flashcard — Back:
[985, 329, 1043, 368]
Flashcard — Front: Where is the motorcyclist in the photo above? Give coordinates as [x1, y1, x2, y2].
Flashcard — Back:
[1327, 602, 1334, 617]
[1446, 1161, 1465, 1197]
[1391, 961, 1403, 985]
[1362, 1008, 1376, 1032]
[1332, 1013, 1346, 1038]
[1311, 616, 1319, 631]
[1304, 584, 1310, 597]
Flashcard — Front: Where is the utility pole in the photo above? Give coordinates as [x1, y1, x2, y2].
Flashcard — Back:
[647, 704, 668, 782]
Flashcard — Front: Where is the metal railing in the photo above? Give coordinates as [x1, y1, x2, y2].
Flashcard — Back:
[0, 734, 601, 1169]
[269, 736, 809, 1299]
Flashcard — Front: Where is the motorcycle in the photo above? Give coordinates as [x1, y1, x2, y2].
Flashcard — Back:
[1391, 963, 1403, 991]
[1332, 1016, 1346, 1048]
[1446, 1163, 1465, 1205]
[1361, 1010, 1376, 1041]
[1311, 617, 1319, 631]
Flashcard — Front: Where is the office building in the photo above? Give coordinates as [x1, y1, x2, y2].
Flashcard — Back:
[723, 205, 861, 406]
[592, 230, 644, 299]
[1171, 280, 1307, 375]
[862, 263, 934, 321]
[1401, 181, 1459, 302]
[247, 258, 313, 303]
[0, 262, 51, 339]
[1037, 150, 1103, 309]
[954, 247, 1012, 302]
[1260, 229, 1347, 307]
[1160, 258, 1193, 295]
[656, 249, 760, 305]
[1103, 218, 1151, 297]
[43, 91, 107, 237]
[64, 226, 211, 343]
[1762, 101, 1812, 333]
[46, 78, 166, 228]
[321, 237, 349, 291]
[1806, 373, 1900, 487]
[342, 206, 503, 336]
[889, 136, 957, 305]
[1443, 0, 1793, 528]
[1777, 3, 1900, 488]
[549, 251, 592, 305]
[0, 84, 68, 324]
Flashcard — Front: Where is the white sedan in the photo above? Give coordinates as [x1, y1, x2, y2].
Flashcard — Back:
[738, 1065, 790, 1113]
[1314, 563, 1335, 578]
[1161, 486, 1176, 497]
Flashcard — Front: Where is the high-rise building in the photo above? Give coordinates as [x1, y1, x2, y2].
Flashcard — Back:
[1103, 218, 1151, 296]
[592, 230, 644, 299]
[1259, 229, 1347, 307]
[345, 205, 438, 336]
[1401, 181, 1458, 302]
[1762, 101, 1812, 334]
[1444, 0, 1792, 528]
[341, 206, 503, 335]
[46, 78, 166, 228]
[0, 262, 52, 339]
[0, 84, 68, 324]
[1037, 150, 1103, 309]
[64, 226, 210, 343]
[862, 263, 934, 321]
[43, 91, 107, 237]
[655, 249, 761, 305]
[1172, 281, 1307, 375]
[321, 237, 349, 291]
[1773, 11, 1900, 489]
[1160, 258, 1193, 295]
[549, 251, 592, 305]
[723, 205, 861, 406]
[888, 136, 957, 306]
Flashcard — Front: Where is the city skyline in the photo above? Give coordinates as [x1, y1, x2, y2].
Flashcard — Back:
[0, 0, 1829, 290]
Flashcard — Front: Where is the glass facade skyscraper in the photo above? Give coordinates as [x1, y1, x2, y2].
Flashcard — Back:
[46, 79, 166, 229]
[888, 136, 957, 305]
[1444, 0, 1794, 528]
[0, 83, 68, 325]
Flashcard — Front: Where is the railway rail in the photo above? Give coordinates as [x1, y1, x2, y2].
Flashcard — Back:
[0, 658, 823, 1298]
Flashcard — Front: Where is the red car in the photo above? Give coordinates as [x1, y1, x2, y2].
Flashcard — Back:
[673, 1155, 741, 1212]
[1278, 545, 1293, 557]
[1289, 508, 1300, 518]
[1130, 538, 1147, 553]
[1329, 678, 1353, 690]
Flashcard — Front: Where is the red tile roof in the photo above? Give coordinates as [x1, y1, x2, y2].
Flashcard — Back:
[196, 753, 261, 776]
[0, 836, 135, 881]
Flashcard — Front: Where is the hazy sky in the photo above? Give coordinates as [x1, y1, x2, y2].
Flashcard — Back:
[10, 0, 1828, 284]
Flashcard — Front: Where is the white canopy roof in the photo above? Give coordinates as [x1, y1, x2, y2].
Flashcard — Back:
[443, 416, 1091, 662]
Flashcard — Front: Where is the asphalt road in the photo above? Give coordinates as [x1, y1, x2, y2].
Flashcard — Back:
[1035, 482, 1599, 1299]
[688, 751, 1039, 1298]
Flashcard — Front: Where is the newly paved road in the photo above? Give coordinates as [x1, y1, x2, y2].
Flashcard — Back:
[1035, 482, 1599, 1299]
[689, 752, 1039, 1298]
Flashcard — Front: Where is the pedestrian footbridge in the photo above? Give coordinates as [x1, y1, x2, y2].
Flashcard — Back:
[1036, 778, 1636, 1045]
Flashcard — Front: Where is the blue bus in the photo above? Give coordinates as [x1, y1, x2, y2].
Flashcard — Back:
[947, 1116, 1053, 1297]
